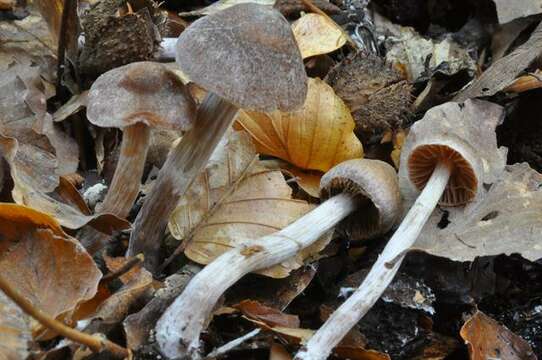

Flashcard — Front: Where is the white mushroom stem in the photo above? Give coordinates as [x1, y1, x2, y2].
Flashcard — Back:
[80, 123, 151, 254]
[295, 161, 452, 360]
[155, 193, 357, 359]
[127, 92, 239, 271]
[97, 122, 151, 217]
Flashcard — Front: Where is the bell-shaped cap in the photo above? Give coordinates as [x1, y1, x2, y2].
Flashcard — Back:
[176, 3, 307, 112]
[399, 99, 507, 206]
[87, 61, 197, 131]
[320, 159, 401, 241]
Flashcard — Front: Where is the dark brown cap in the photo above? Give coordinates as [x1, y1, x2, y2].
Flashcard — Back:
[87, 61, 196, 131]
[399, 99, 507, 206]
[175, 3, 307, 112]
[320, 159, 401, 241]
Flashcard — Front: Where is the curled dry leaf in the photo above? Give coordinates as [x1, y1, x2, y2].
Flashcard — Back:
[0, 204, 101, 323]
[415, 163, 542, 262]
[0, 135, 129, 232]
[292, 13, 347, 59]
[234, 300, 300, 328]
[169, 131, 322, 278]
[0, 291, 31, 360]
[236, 78, 363, 196]
[460, 311, 536, 360]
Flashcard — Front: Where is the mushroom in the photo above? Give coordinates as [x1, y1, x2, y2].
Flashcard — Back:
[84, 61, 196, 250]
[295, 99, 506, 360]
[155, 159, 401, 359]
[127, 3, 308, 272]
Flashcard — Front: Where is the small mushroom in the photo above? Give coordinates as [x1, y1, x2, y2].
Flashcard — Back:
[127, 3, 308, 272]
[295, 99, 505, 360]
[87, 61, 196, 219]
[155, 159, 401, 359]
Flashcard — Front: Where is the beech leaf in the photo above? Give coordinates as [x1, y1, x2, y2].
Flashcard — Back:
[0, 291, 31, 360]
[0, 204, 101, 322]
[460, 311, 536, 360]
[414, 163, 542, 262]
[169, 131, 321, 278]
[236, 77, 363, 196]
[292, 13, 347, 59]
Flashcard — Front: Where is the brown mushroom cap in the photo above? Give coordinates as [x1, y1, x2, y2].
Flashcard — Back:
[175, 3, 307, 112]
[87, 61, 196, 131]
[320, 159, 401, 241]
[399, 99, 507, 207]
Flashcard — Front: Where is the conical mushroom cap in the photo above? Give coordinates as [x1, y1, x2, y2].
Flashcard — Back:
[320, 159, 401, 241]
[87, 61, 196, 131]
[399, 99, 507, 206]
[176, 3, 307, 112]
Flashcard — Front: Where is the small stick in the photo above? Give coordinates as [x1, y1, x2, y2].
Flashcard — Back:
[295, 162, 451, 360]
[0, 274, 129, 359]
[204, 328, 261, 359]
[101, 253, 144, 283]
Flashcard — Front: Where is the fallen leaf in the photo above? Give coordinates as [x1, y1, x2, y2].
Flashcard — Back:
[460, 311, 536, 360]
[234, 300, 300, 328]
[269, 343, 292, 360]
[292, 13, 347, 59]
[169, 131, 322, 278]
[454, 21, 542, 102]
[0, 204, 101, 323]
[0, 135, 129, 232]
[236, 77, 363, 195]
[179, 0, 275, 17]
[492, 0, 542, 24]
[104, 255, 144, 285]
[0, 291, 31, 360]
[415, 163, 542, 262]
[90, 268, 153, 324]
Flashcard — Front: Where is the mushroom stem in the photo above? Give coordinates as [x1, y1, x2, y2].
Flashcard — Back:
[97, 122, 151, 217]
[0, 274, 129, 359]
[155, 193, 357, 359]
[295, 161, 452, 360]
[127, 92, 239, 272]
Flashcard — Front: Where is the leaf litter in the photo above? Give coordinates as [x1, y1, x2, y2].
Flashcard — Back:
[1, 0, 542, 359]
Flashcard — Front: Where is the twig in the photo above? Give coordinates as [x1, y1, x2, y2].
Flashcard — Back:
[204, 328, 261, 359]
[0, 274, 130, 358]
[101, 253, 145, 283]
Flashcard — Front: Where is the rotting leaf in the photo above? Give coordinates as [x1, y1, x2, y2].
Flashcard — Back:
[0, 204, 101, 324]
[460, 311, 536, 360]
[236, 77, 362, 196]
[454, 21, 542, 102]
[0, 135, 129, 232]
[0, 291, 31, 360]
[492, 0, 542, 25]
[414, 163, 542, 262]
[292, 13, 347, 59]
[234, 300, 300, 328]
[169, 131, 323, 278]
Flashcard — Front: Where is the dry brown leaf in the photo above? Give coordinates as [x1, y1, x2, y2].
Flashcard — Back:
[237, 77, 362, 174]
[234, 300, 300, 328]
[414, 163, 542, 262]
[270, 343, 292, 360]
[104, 255, 144, 285]
[169, 131, 322, 278]
[460, 311, 536, 360]
[0, 134, 129, 232]
[292, 13, 347, 59]
[91, 268, 154, 324]
[0, 204, 101, 323]
[0, 291, 31, 360]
